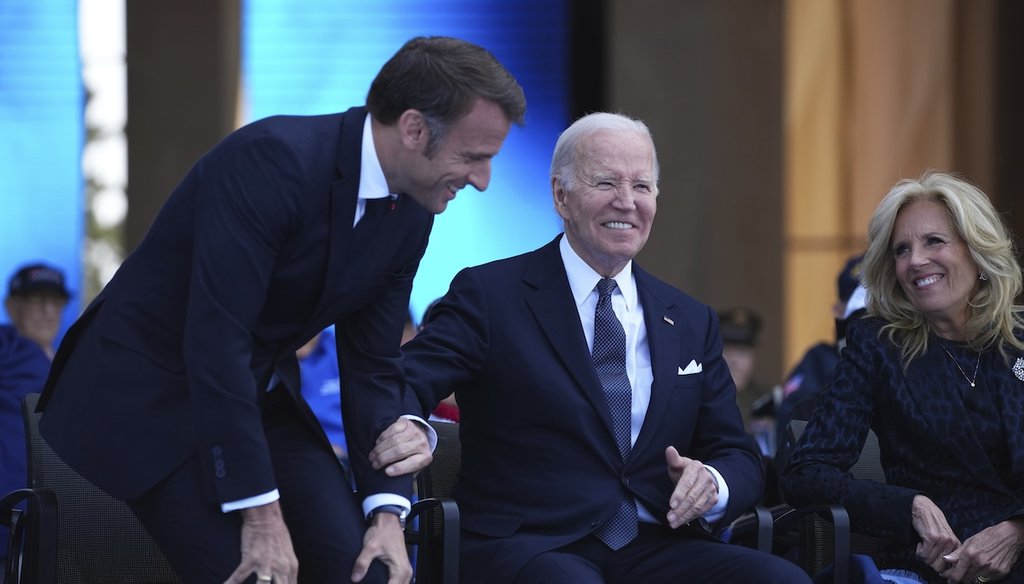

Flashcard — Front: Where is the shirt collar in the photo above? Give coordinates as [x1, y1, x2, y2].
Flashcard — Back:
[558, 235, 637, 311]
[358, 115, 392, 201]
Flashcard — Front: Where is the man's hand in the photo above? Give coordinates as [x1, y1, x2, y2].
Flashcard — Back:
[223, 501, 299, 584]
[940, 518, 1024, 583]
[370, 417, 432, 476]
[909, 495, 960, 573]
[351, 512, 413, 583]
[664, 446, 718, 529]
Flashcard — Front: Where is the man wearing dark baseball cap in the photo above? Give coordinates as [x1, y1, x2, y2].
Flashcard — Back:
[4, 262, 71, 359]
[1, 263, 60, 569]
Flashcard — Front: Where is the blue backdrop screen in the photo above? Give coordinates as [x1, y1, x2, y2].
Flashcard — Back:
[0, 0, 83, 337]
[243, 0, 569, 322]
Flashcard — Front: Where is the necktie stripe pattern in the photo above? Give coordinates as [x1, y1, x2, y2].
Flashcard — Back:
[591, 277, 639, 550]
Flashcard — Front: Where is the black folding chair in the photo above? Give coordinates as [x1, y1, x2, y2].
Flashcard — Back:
[405, 420, 461, 584]
[2, 393, 180, 584]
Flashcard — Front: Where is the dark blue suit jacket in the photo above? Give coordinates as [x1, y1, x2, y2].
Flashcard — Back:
[403, 236, 764, 582]
[38, 107, 433, 508]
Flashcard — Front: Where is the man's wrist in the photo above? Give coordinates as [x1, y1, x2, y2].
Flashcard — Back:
[368, 504, 408, 528]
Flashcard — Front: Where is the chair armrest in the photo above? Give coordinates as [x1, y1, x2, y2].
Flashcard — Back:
[723, 504, 778, 553]
[406, 497, 460, 584]
[753, 505, 774, 552]
[1, 487, 57, 584]
[773, 504, 851, 584]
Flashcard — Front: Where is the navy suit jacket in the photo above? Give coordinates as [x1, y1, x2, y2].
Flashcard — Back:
[784, 317, 1024, 580]
[38, 107, 433, 507]
[402, 236, 764, 582]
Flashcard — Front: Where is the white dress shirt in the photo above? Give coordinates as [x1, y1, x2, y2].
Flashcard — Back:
[558, 236, 729, 524]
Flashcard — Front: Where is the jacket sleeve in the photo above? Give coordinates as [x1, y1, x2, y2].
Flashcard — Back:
[782, 318, 921, 543]
[184, 134, 305, 505]
[337, 218, 431, 502]
[401, 267, 490, 418]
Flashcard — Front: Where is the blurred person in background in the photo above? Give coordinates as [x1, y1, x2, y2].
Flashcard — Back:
[718, 307, 778, 458]
[0, 263, 55, 572]
[4, 262, 72, 359]
[774, 254, 865, 450]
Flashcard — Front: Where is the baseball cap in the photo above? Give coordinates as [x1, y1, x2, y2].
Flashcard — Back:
[837, 254, 864, 304]
[718, 307, 761, 346]
[7, 263, 72, 299]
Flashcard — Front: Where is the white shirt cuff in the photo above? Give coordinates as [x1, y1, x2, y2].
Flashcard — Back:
[221, 489, 280, 513]
[402, 414, 438, 451]
[362, 493, 412, 519]
[702, 465, 730, 524]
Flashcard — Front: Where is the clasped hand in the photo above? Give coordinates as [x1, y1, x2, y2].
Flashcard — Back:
[913, 495, 1024, 583]
[369, 417, 433, 476]
[664, 446, 718, 529]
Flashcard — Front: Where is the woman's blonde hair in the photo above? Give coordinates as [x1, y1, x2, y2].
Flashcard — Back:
[861, 171, 1024, 364]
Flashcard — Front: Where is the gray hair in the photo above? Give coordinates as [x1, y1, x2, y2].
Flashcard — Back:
[549, 112, 659, 191]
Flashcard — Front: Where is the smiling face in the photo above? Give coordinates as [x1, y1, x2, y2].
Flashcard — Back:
[398, 98, 512, 214]
[890, 199, 980, 339]
[553, 129, 657, 277]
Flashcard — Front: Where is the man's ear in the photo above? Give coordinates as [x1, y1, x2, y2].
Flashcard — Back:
[552, 177, 570, 219]
[397, 109, 427, 151]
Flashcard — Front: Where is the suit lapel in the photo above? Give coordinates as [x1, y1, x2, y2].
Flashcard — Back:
[523, 238, 617, 436]
[305, 108, 364, 330]
[631, 267, 679, 458]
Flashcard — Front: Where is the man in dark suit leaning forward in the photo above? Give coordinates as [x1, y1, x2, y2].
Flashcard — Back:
[36, 36, 525, 584]
[395, 113, 811, 583]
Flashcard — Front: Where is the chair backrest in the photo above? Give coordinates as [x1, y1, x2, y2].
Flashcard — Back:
[417, 421, 462, 500]
[781, 419, 886, 578]
[22, 393, 181, 583]
[410, 420, 462, 584]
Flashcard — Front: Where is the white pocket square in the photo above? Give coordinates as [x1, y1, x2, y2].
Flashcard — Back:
[678, 360, 703, 375]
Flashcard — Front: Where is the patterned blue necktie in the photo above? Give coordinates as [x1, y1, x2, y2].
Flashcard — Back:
[591, 278, 639, 550]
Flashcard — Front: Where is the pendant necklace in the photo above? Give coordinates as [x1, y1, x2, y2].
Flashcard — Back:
[940, 345, 981, 388]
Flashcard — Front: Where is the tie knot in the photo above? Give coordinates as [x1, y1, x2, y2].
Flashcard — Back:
[596, 278, 617, 300]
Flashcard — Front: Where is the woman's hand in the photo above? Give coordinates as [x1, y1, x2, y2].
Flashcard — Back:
[910, 495, 960, 572]
[940, 518, 1024, 583]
